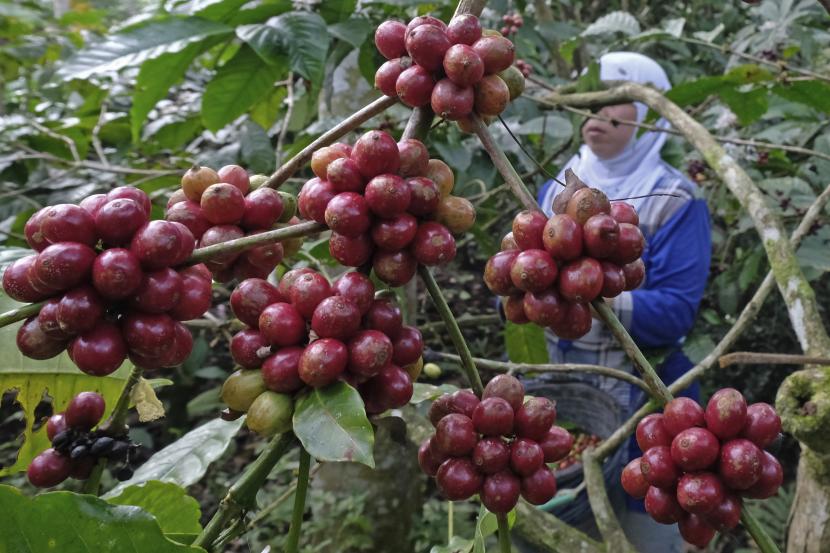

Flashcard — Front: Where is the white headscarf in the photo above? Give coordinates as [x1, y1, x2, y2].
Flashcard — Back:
[541, 52, 673, 215]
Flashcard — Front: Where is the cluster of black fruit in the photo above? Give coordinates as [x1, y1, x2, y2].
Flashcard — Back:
[166, 164, 302, 283]
[28, 392, 139, 487]
[419, 375, 573, 513]
[621, 389, 784, 548]
[299, 130, 475, 287]
[221, 269, 423, 434]
[373, 14, 526, 124]
[3, 186, 211, 372]
[485, 172, 645, 340]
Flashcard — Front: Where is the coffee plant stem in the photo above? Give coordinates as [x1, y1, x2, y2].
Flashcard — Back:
[590, 300, 673, 404]
[285, 448, 311, 553]
[188, 221, 325, 263]
[264, 95, 398, 189]
[427, 350, 650, 393]
[741, 508, 782, 553]
[497, 514, 511, 553]
[447, 501, 454, 543]
[0, 300, 44, 328]
[582, 449, 636, 552]
[471, 113, 540, 212]
[194, 432, 296, 551]
[417, 265, 484, 396]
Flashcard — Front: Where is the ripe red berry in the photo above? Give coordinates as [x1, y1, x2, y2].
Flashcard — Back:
[310, 144, 351, 180]
[610, 202, 639, 225]
[743, 451, 782, 499]
[510, 249, 558, 293]
[95, 199, 149, 246]
[108, 186, 151, 216]
[482, 470, 521, 513]
[670, 427, 720, 472]
[622, 259, 646, 291]
[169, 268, 212, 321]
[298, 338, 348, 387]
[2, 255, 46, 302]
[662, 397, 705, 436]
[324, 192, 371, 237]
[69, 321, 126, 375]
[640, 446, 679, 488]
[131, 221, 194, 270]
[644, 485, 684, 524]
[297, 177, 336, 224]
[705, 388, 747, 439]
[549, 301, 592, 340]
[412, 222, 456, 266]
[436, 458, 482, 500]
[217, 164, 250, 196]
[375, 20, 407, 59]
[539, 426, 574, 463]
[57, 286, 104, 335]
[329, 232, 374, 267]
[582, 214, 619, 259]
[612, 223, 645, 265]
[34, 242, 97, 292]
[199, 224, 244, 271]
[418, 436, 447, 477]
[311, 296, 361, 340]
[131, 268, 182, 314]
[510, 437, 544, 476]
[364, 299, 403, 339]
[621, 457, 650, 499]
[472, 36, 515, 74]
[347, 330, 393, 378]
[241, 188, 283, 230]
[405, 23, 450, 72]
[230, 278, 282, 328]
[678, 514, 716, 548]
[391, 325, 423, 366]
[352, 130, 401, 179]
[741, 402, 782, 449]
[484, 250, 520, 295]
[65, 391, 105, 430]
[636, 414, 672, 451]
[443, 44, 484, 87]
[365, 174, 411, 218]
[435, 413, 477, 456]
[503, 294, 528, 324]
[230, 329, 269, 369]
[259, 302, 306, 346]
[46, 413, 67, 441]
[123, 313, 176, 358]
[36, 299, 68, 340]
[332, 272, 375, 315]
[326, 157, 365, 194]
[395, 65, 436, 108]
[372, 249, 417, 287]
[406, 177, 440, 216]
[261, 346, 304, 393]
[483, 374, 524, 412]
[599, 261, 626, 298]
[512, 210, 547, 250]
[472, 436, 511, 474]
[201, 183, 246, 225]
[472, 397, 514, 436]
[431, 78, 474, 120]
[447, 14, 482, 45]
[718, 439, 762, 490]
[27, 448, 72, 488]
[405, 15, 447, 37]
[289, 272, 332, 320]
[24, 208, 49, 251]
[448, 389, 480, 419]
[521, 466, 557, 505]
[558, 257, 603, 303]
[362, 364, 413, 411]
[92, 248, 143, 300]
[676, 472, 725, 515]
[375, 57, 412, 97]
[39, 204, 96, 246]
[704, 492, 742, 531]
[397, 139, 429, 177]
[514, 397, 556, 440]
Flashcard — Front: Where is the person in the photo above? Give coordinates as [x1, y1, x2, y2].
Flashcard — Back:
[537, 52, 712, 552]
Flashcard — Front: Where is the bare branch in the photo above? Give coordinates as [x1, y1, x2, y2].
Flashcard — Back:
[719, 352, 830, 368]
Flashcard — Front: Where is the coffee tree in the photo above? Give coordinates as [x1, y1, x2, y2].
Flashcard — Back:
[1, 0, 828, 552]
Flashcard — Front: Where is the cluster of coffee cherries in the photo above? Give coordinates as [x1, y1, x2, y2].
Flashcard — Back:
[485, 184, 645, 340]
[373, 14, 525, 123]
[300, 130, 475, 287]
[166, 165, 299, 283]
[3, 186, 209, 372]
[499, 12, 523, 37]
[418, 375, 573, 514]
[222, 269, 422, 430]
[27, 392, 139, 487]
[621, 389, 784, 548]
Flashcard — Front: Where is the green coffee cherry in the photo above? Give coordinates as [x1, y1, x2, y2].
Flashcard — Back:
[249, 174, 269, 190]
[221, 369, 267, 412]
[498, 65, 526, 101]
[277, 191, 297, 223]
[424, 362, 442, 379]
[246, 391, 294, 436]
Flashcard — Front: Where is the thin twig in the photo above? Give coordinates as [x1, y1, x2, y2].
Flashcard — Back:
[275, 72, 295, 168]
[246, 464, 322, 529]
[719, 352, 830, 368]
[583, 449, 636, 552]
[28, 120, 80, 162]
[0, 301, 45, 327]
[91, 102, 109, 166]
[11, 148, 181, 176]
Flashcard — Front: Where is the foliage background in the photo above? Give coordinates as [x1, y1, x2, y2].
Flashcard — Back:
[0, 0, 828, 551]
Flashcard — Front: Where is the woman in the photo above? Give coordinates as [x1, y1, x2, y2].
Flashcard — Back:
[537, 52, 712, 551]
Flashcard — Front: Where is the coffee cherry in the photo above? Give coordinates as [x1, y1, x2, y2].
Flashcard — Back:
[406, 177, 440, 216]
[640, 446, 679, 488]
[509, 249, 557, 293]
[743, 451, 783, 499]
[431, 79, 474, 120]
[704, 492, 742, 531]
[396, 65, 436, 108]
[413, 222, 456, 265]
[565, 188, 611, 226]
[612, 223, 645, 265]
[436, 458, 482, 500]
[447, 390, 480, 420]
[217, 164, 250, 195]
[375, 20, 407, 59]
[238, 245, 281, 277]
[447, 14, 482, 45]
[677, 472, 724, 515]
[539, 426, 574, 462]
[159, 321, 194, 368]
[705, 388, 747, 439]
[46, 413, 67, 442]
[363, 364, 413, 411]
[610, 202, 639, 225]
[510, 438, 544, 476]
[482, 470, 521, 513]
[199, 224, 244, 271]
[230, 329, 269, 369]
[104, 187, 150, 217]
[230, 278, 282, 328]
[36, 299, 68, 340]
[323, 192, 371, 237]
[391, 325, 423, 366]
[662, 397, 705, 436]
[406, 15, 447, 36]
[503, 294, 528, 323]
[246, 391, 293, 437]
[24, 208, 49, 251]
[222, 369, 267, 412]
[298, 178, 336, 224]
[521, 466, 557, 505]
[241, 188, 283, 230]
[599, 261, 626, 298]
[352, 130, 401, 179]
[719, 439, 762, 490]
[435, 196, 476, 234]
[636, 414, 671, 451]
[330, 232, 374, 267]
[299, 338, 348, 387]
[425, 159, 454, 198]
[498, 65, 526, 101]
[583, 214, 619, 259]
[515, 397, 556, 440]
[621, 259, 645, 291]
[443, 44, 485, 87]
[645, 486, 684, 524]
[521, 289, 564, 326]
[65, 391, 105, 430]
[311, 144, 351, 180]
[470, 437, 509, 475]
[347, 330, 393, 377]
[326, 157, 365, 194]
[34, 242, 97, 292]
[472, 397, 513, 436]
[397, 139, 429, 177]
[130, 268, 182, 314]
[332, 272, 374, 315]
[621, 457, 650, 499]
[376, 57, 412, 97]
[405, 23, 450, 71]
[57, 286, 104, 334]
[472, 36, 514, 74]
[364, 299, 403, 339]
[182, 165, 220, 202]
[261, 346, 304, 393]
[167, 189, 188, 210]
[70, 322, 127, 376]
[90, 249, 142, 301]
[741, 403, 782, 449]
[484, 250, 520, 295]
[95, 199, 148, 246]
[512, 210, 547, 250]
[311, 296, 361, 340]
[289, 272, 332, 320]
[558, 257, 603, 303]
[373, 249, 417, 287]
[169, 268, 212, 321]
[364, 175, 411, 219]
[131, 221, 194, 270]
[39, 204, 96, 246]
[678, 514, 716, 548]
[3, 255, 46, 302]
[122, 312, 176, 357]
[371, 213, 418, 251]
[670, 427, 720, 472]
[419, 436, 447, 476]
[482, 374, 524, 412]
[200, 183, 245, 225]
[549, 301, 592, 340]
[259, 302, 306, 346]
[27, 448, 72, 488]
[542, 214, 583, 261]
[428, 398, 454, 427]
[473, 75, 510, 116]
[435, 413, 477, 456]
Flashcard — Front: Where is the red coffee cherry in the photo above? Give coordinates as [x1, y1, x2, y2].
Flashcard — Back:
[662, 397, 705, 437]
[375, 57, 412, 97]
[364, 299, 403, 339]
[34, 242, 97, 292]
[676, 472, 725, 515]
[92, 248, 143, 301]
[482, 470, 521, 513]
[27, 448, 72, 488]
[372, 249, 417, 287]
[542, 213, 583, 261]
[327, 157, 365, 194]
[670, 427, 720, 472]
[483, 250, 520, 296]
[332, 272, 375, 315]
[2, 255, 47, 302]
[405, 23, 450, 72]
[622, 259, 646, 291]
[514, 397, 556, 441]
[472, 436, 511, 474]
[65, 391, 105, 430]
[512, 210, 547, 250]
[482, 374, 525, 412]
[46, 413, 67, 441]
[705, 388, 747, 439]
[558, 257, 603, 303]
[472, 397, 514, 436]
[678, 514, 716, 549]
[375, 20, 407, 59]
[261, 346, 305, 393]
[351, 130, 401, 179]
[636, 413, 671, 451]
[70, 321, 127, 376]
[39, 204, 96, 247]
[412, 222, 456, 266]
[311, 296, 361, 341]
[289, 271, 332, 320]
[644, 485, 684, 524]
[130, 268, 182, 314]
[230, 329, 269, 369]
[107, 186, 151, 216]
[395, 65, 436, 108]
[57, 286, 105, 335]
[610, 202, 639, 225]
[347, 330, 393, 378]
[621, 457, 650, 499]
[95, 198, 149, 246]
[361, 364, 413, 411]
[259, 303, 306, 346]
[329, 232, 374, 267]
[391, 325, 423, 366]
[201, 183, 246, 225]
[397, 139, 429, 177]
[510, 437, 544, 476]
[436, 458, 482, 500]
[230, 278, 283, 328]
[521, 466, 557, 505]
[718, 439, 762, 490]
[435, 413, 477, 457]
[704, 492, 742, 531]
[131, 220, 194, 270]
[740, 402, 782, 449]
[297, 178, 336, 224]
[472, 36, 515, 74]
[406, 177, 440, 216]
[743, 451, 783, 499]
[523, 288, 566, 327]
[509, 249, 558, 293]
[583, 213, 619, 259]
[298, 338, 348, 387]
[365, 174, 411, 218]
[418, 436, 447, 477]
[447, 14, 482, 45]
[539, 426, 574, 463]
[169, 268, 212, 321]
[640, 446, 679, 488]
[612, 223, 645, 265]
[241, 188, 283, 230]
[217, 164, 250, 196]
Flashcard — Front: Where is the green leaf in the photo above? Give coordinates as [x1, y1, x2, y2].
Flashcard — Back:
[0, 294, 128, 476]
[0, 486, 202, 553]
[250, 87, 287, 129]
[107, 481, 202, 537]
[719, 87, 768, 126]
[104, 417, 244, 497]
[666, 76, 728, 107]
[410, 383, 458, 404]
[430, 536, 474, 553]
[773, 81, 830, 114]
[293, 381, 375, 467]
[683, 333, 716, 365]
[504, 321, 548, 364]
[201, 44, 285, 132]
[328, 16, 374, 48]
[575, 61, 601, 93]
[178, 0, 252, 21]
[57, 16, 232, 80]
[797, 226, 830, 274]
[320, 0, 358, 24]
[130, 40, 217, 142]
[239, 120, 274, 174]
[146, 116, 203, 150]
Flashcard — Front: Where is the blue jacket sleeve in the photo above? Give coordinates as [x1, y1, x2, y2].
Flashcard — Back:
[628, 199, 711, 347]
